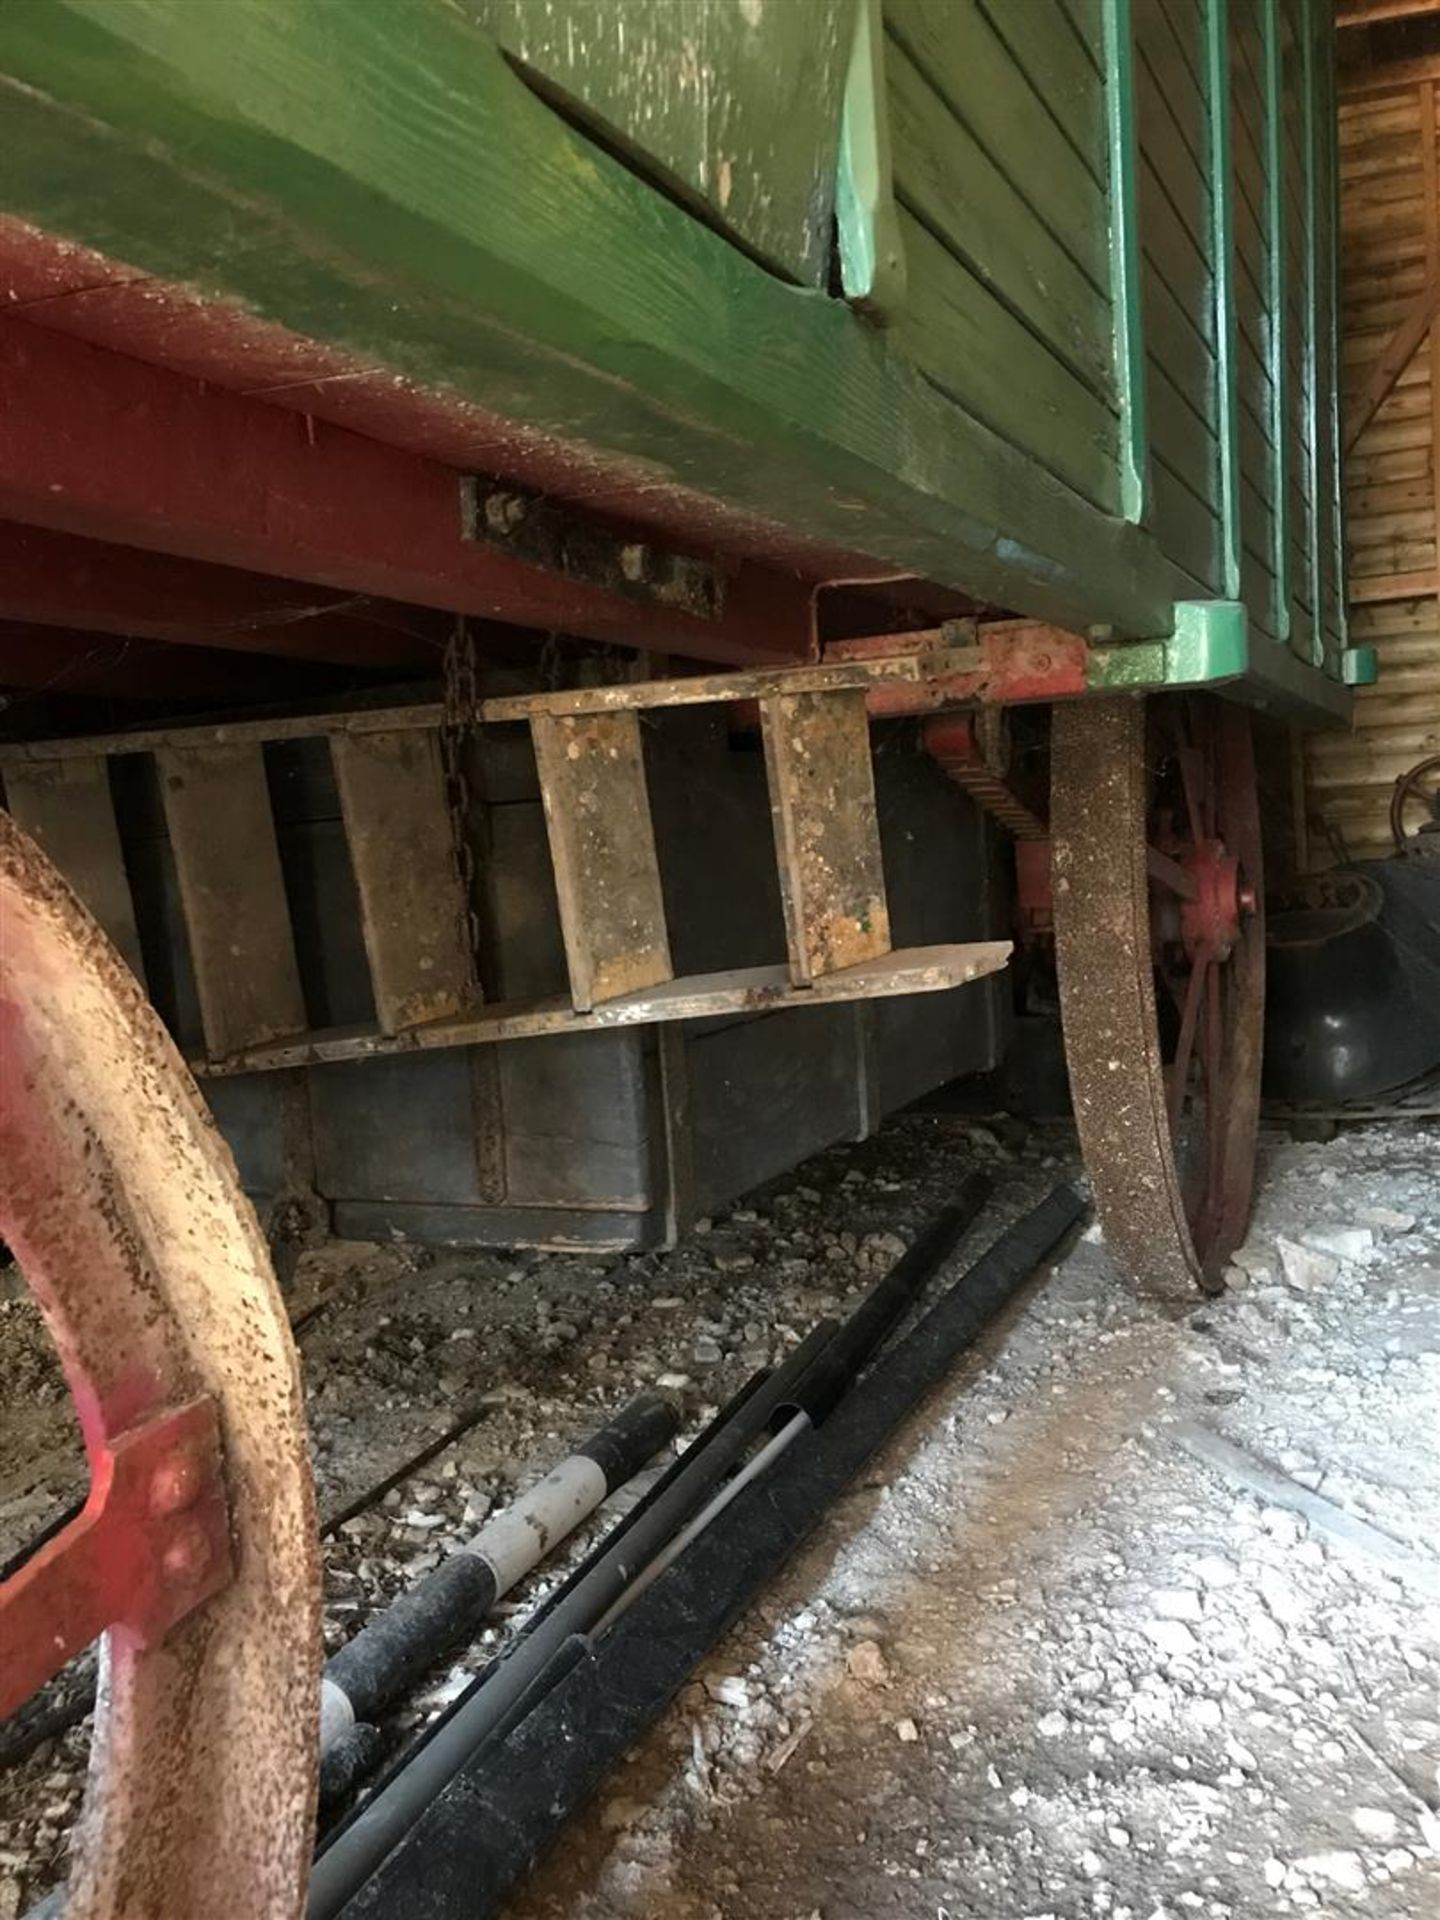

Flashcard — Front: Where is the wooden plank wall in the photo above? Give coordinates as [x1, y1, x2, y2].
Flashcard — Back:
[1308, 72, 1440, 863]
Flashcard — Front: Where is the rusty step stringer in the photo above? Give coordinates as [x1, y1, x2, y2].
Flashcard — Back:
[0, 641, 1020, 1076]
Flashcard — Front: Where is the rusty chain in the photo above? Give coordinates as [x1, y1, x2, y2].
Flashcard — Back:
[440, 617, 484, 996]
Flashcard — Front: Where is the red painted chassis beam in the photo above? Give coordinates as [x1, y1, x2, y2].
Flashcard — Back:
[0, 318, 818, 668]
[0, 522, 441, 667]
[0, 618, 358, 701]
[0, 1397, 231, 1719]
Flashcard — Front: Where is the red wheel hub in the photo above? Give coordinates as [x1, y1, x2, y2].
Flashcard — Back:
[1179, 839, 1251, 961]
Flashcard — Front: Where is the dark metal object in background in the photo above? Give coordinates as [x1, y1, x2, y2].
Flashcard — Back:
[1390, 752, 1440, 855]
[342, 1185, 1086, 1919]
[1265, 861, 1440, 1106]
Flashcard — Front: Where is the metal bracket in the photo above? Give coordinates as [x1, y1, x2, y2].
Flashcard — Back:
[0, 1397, 232, 1717]
[461, 477, 724, 620]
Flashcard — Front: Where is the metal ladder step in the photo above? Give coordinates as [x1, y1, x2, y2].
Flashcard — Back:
[529, 709, 672, 1012]
[331, 728, 476, 1034]
[759, 686, 891, 984]
[0, 632, 1013, 1076]
[2, 754, 147, 986]
[157, 743, 308, 1059]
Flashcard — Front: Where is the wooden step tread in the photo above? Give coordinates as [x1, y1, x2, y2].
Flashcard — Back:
[196, 941, 1013, 1077]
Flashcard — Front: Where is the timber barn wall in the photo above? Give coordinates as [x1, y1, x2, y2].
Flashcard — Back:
[1310, 66, 1440, 863]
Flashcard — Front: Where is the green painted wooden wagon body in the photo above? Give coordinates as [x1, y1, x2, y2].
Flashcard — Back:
[0, 0, 1366, 719]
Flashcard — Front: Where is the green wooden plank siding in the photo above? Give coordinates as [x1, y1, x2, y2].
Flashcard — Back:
[891, 211, 1120, 509]
[1313, 13, 1344, 663]
[979, 0, 1107, 179]
[1061, 0, 1107, 71]
[1135, 0, 1223, 595]
[882, 0, 1119, 509]
[885, 0, 1110, 288]
[453, 0, 856, 288]
[0, 0, 1354, 702]
[1284, 0, 1317, 659]
[1123, 0, 1336, 651]
[1230, 0, 1279, 639]
[0, 0, 1182, 646]
[886, 40, 1113, 394]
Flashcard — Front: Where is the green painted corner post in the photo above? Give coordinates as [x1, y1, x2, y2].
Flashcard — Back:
[1204, 0, 1242, 606]
[1261, 0, 1292, 645]
[1102, 0, 1149, 526]
[837, 0, 906, 317]
[1169, 600, 1249, 685]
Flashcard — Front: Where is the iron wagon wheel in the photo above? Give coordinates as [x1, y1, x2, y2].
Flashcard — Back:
[1050, 693, 1265, 1299]
[0, 814, 320, 1917]
[1389, 751, 1440, 852]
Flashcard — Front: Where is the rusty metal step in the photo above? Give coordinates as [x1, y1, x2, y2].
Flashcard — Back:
[529, 709, 672, 1012]
[156, 742, 307, 1059]
[331, 728, 476, 1033]
[0, 637, 1013, 1075]
[1, 753, 147, 984]
[759, 686, 891, 984]
[196, 943, 1014, 1075]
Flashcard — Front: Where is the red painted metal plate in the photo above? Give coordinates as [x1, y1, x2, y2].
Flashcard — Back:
[0, 1398, 231, 1719]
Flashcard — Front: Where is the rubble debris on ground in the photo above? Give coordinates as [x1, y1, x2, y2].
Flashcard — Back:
[2, 1115, 1439, 1920]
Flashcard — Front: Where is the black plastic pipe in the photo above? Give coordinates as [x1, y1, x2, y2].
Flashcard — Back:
[775, 1171, 992, 1427]
[596, 1173, 995, 1633]
[311, 1175, 997, 1893]
[320, 1392, 676, 1755]
[342, 1183, 1084, 1919]
[307, 1318, 843, 1917]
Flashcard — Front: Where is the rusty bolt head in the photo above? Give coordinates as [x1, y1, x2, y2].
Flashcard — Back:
[149, 1451, 202, 1517]
[162, 1521, 212, 1586]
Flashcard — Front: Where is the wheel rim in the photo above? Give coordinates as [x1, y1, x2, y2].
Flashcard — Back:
[1052, 694, 1265, 1297]
[0, 814, 320, 1916]
[1389, 752, 1440, 852]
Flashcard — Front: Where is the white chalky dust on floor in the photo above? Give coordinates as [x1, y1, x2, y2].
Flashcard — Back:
[2, 1117, 1439, 1920]
[507, 1122, 1440, 1920]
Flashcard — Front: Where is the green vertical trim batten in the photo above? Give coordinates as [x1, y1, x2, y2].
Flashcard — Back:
[1102, 0, 1148, 524]
[1323, 6, 1348, 664]
[837, 0, 907, 317]
[1261, 0, 1291, 642]
[1205, 0, 1242, 602]
[1300, 0, 1325, 668]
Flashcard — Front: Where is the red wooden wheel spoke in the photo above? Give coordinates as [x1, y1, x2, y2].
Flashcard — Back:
[1147, 844, 1197, 899]
[1167, 955, 1208, 1137]
[1176, 745, 1208, 848]
[1204, 954, 1224, 1205]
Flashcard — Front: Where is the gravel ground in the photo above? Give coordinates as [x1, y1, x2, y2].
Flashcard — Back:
[2, 1112, 1439, 1920]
